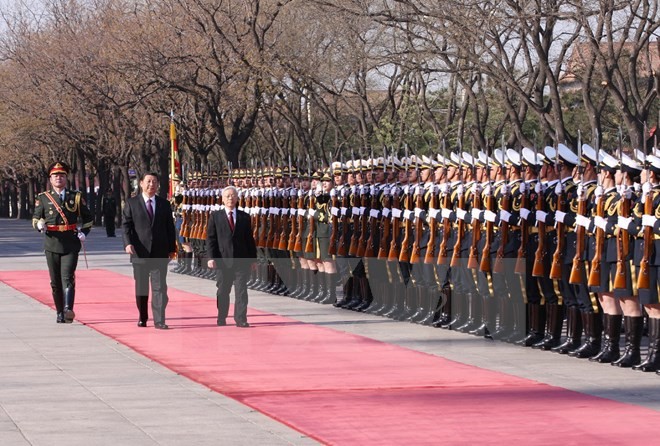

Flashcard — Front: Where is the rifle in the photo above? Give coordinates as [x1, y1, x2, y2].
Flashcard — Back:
[549, 143, 566, 281]
[436, 142, 451, 265]
[515, 144, 529, 275]
[348, 150, 361, 256]
[450, 151, 466, 268]
[399, 153, 414, 263]
[337, 165, 350, 256]
[613, 129, 631, 289]
[365, 150, 380, 258]
[328, 155, 340, 256]
[409, 169, 424, 264]
[479, 151, 494, 273]
[387, 171, 403, 261]
[588, 137, 605, 287]
[258, 164, 269, 248]
[493, 141, 510, 274]
[356, 151, 371, 257]
[304, 156, 316, 254]
[378, 149, 393, 259]
[637, 122, 653, 290]
[467, 147, 482, 270]
[569, 132, 586, 285]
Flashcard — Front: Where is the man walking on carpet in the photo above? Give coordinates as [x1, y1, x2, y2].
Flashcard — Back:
[122, 172, 177, 329]
[33, 161, 94, 323]
[207, 186, 258, 327]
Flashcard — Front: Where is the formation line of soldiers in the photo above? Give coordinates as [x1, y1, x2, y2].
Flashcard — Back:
[171, 142, 660, 375]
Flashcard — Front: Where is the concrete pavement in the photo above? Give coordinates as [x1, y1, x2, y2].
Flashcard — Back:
[1, 218, 659, 445]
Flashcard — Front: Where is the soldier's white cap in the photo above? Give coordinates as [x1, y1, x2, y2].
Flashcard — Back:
[521, 147, 544, 167]
[599, 151, 619, 172]
[581, 144, 599, 165]
[543, 146, 557, 163]
[460, 152, 474, 166]
[506, 148, 522, 167]
[557, 143, 579, 165]
[621, 153, 642, 175]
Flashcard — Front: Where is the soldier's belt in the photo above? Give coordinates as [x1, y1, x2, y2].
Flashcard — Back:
[46, 224, 77, 232]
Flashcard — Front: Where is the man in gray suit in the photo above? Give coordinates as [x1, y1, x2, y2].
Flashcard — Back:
[123, 172, 177, 329]
[207, 186, 258, 327]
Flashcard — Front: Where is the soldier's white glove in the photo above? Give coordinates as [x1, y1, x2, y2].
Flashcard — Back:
[456, 184, 465, 196]
[520, 208, 530, 220]
[331, 207, 340, 217]
[594, 185, 604, 198]
[456, 208, 468, 221]
[499, 210, 511, 223]
[519, 182, 527, 194]
[382, 208, 391, 218]
[535, 182, 544, 194]
[577, 184, 585, 197]
[471, 208, 483, 222]
[429, 209, 440, 220]
[403, 185, 410, 195]
[341, 207, 348, 216]
[37, 219, 45, 231]
[501, 184, 510, 196]
[555, 182, 563, 195]
[369, 209, 380, 219]
[622, 187, 633, 200]
[391, 208, 402, 219]
[308, 209, 317, 218]
[594, 215, 607, 231]
[441, 208, 452, 219]
[370, 185, 376, 195]
[440, 183, 450, 195]
[642, 214, 657, 228]
[536, 210, 548, 223]
[617, 216, 633, 231]
[576, 214, 591, 229]
[471, 183, 482, 195]
[77, 232, 86, 242]
[330, 188, 337, 198]
[554, 210, 566, 224]
[403, 209, 413, 220]
[642, 182, 652, 195]
[383, 186, 391, 195]
[484, 210, 497, 223]
[484, 184, 492, 196]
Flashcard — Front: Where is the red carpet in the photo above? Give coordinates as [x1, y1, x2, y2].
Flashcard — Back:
[2, 269, 658, 445]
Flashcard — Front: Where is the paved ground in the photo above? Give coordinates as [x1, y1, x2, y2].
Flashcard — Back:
[1, 218, 659, 445]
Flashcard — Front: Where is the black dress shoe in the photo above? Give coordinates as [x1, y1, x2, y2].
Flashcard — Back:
[236, 321, 250, 328]
[137, 320, 147, 327]
[217, 319, 227, 326]
[56, 312, 65, 323]
[154, 322, 169, 330]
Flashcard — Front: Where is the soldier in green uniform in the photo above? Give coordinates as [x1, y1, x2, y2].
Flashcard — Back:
[32, 162, 94, 323]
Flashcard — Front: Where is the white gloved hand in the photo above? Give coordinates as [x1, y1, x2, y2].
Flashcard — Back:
[340, 207, 348, 216]
[77, 232, 86, 242]
[594, 185, 604, 198]
[382, 208, 391, 218]
[617, 216, 633, 231]
[471, 208, 483, 222]
[429, 209, 440, 220]
[370, 185, 376, 195]
[484, 184, 492, 196]
[535, 182, 543, 194]
[642, 214, 657, 228]
[456, 208, 468, 221]
[577, 184, 585, 197]
[594, 215, 607, 231]
[441, 208, 452, 219]
[37, 219, 45, 231]
[472, 183, 482, 195]
[440, 183, 450, 195]
[501, 184, 510, 196]
[642, 182, 652, 194]
[403, 209, 413, 220]
[519, 182, 527, 194]
[391, 208, 402, 219]
[576, 214, 591, 229]
[484, 210, 497, 223]
[554, 210, 566, 224]
[369, 209, 380, 219]
[500, 210, 511, 223]
[331, 207, 340, 217]
[622, 187, 632, 200]
[414, 208, 426, 220]
[520, 208, 530, 220]
[330, 188, 336, 198]
[403, 185, 410, 195]
[308, 209, 317, 218]
[456, 184, 465, 196]
[555, 182, 563, 195]
[536, 210, 548, 223]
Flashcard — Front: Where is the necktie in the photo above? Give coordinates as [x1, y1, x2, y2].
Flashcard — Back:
[60, 191, 65, 202]
[228, 210, 235, 232]
[146, 199, 154, 221]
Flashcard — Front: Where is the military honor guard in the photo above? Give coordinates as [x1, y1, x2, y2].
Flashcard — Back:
[33, 161, 93, 323]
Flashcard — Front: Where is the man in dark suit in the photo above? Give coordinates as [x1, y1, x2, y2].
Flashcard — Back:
[122, 172, 177, 329]
[33, 161, 94, 323]
[207, 186, 258, 327]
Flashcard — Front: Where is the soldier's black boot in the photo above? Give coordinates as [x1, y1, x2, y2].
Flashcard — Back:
[517, 304, 546, 347]
[291, 269, 307, 299]
[433, 285, 452, 327]
[590, 314, 622, 363]
[569, 312, 603, 358]
[490, 297, 512, 340]
[383, 282, 403, 318]
[171, 250, 185, 273]
[318, 272, 337, 305]
[63, 287, 76, 323]
[612, 316, 643, 368]
[419, 287, 440, 325]
[633, 317, 660, 372]
[302, 271, 319, 301]
[136, 295, 149, 326]
[532, 304, 564, 350]
[336, 277, 354, 308]
[552, 306, 583, 354]
[355, 278, 373, 312]
[180, 252, 193, 275]
[456, 293, 479, 333]
[56, 312, 65, 323]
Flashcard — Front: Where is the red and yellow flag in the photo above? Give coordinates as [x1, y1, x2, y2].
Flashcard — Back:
[169, 114, 181, 198]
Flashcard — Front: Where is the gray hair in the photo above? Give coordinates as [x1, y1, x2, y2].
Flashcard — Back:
[222, 186, 238, 197]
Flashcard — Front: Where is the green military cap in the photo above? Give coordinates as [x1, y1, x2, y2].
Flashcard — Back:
[48, 161, 70, 176]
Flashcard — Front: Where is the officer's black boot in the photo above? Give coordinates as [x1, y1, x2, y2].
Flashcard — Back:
[533, 304, 564, 350]
[63, 287, 76, 323]
[633, 317, 660, 372]
[612, 315, 643, 368]
[53, 289, 65, 323]
[552, 306, 583, 354]
[590, 314, 622, 363]
[319, 272, 338, 305]
[569, 312, 603, 358]
[517, 304, 545, 346]
[136, 295, 149, 326]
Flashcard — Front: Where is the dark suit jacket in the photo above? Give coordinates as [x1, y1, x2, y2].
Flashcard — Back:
[207, 208, 257, 268]
[122, 194, 176, 263]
